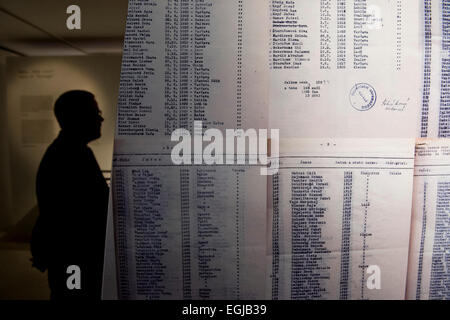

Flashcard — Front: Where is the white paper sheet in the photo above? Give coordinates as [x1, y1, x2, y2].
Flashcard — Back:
[112, 138, 267, 299]
[418, 1, 450, 137]
[110, 0, 271, 299]
[268, 0, 421, 138]
[105, 0, 431, 300]
[268, 139, 415, 299]
[117, 0, 268, 137]
[406, 139, 450, 300]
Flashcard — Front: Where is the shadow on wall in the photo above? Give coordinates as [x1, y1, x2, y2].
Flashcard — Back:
[0, 205, 50, 299]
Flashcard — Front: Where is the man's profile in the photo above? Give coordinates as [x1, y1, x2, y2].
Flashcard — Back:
[30, 90, 109, 299]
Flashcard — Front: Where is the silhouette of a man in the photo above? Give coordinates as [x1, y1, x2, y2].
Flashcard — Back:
[31, 90, 109, 299]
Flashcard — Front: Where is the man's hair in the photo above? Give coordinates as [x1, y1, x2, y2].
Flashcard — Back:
[54, 90, 95, 129]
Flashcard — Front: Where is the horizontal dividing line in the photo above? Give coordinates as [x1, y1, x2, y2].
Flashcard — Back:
[278, 156, 414, 159]
[113, 165, 413, 170]
[414, 174, 450, 177]
[113, 164, 263, 168]
[114, 153, 267, 156]
[114, 154, 413, 160]
[279, 167, 414, 170]
[415, 164, 450, 167]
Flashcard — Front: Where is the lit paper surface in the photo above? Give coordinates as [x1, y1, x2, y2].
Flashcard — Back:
[112, 139, 267, 299]
[268, 139, 415, 299]
[106, 0, 433, 300]
[418, 1, 450, 137]
[406, 139, 450, 300]
[268, 0, 421, 138]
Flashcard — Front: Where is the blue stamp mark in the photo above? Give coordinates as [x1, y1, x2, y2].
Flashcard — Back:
[349, 83, 377, 111]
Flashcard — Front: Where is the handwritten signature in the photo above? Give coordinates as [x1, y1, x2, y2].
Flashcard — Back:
[382, 98, 410, 111]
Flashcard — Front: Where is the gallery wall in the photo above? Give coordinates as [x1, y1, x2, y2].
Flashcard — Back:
[1, 55, 122, 230]
[0, 52, 13, 230]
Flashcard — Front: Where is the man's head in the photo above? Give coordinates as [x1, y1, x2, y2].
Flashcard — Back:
[54, 90, 104, 143]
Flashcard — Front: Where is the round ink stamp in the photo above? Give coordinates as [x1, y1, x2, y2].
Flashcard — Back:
[349, 83, 377, 111]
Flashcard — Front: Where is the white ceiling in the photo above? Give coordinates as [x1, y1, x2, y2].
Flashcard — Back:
[0, 0, 128, 56]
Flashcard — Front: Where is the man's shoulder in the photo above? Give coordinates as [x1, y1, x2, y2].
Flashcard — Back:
[37, 137, 82, 178]
[39, 139, 67, 166]
[42, 135, 89, 162]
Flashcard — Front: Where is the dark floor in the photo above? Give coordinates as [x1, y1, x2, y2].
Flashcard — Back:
[0, 242, 50, 300]
[0, 207, 50, 300]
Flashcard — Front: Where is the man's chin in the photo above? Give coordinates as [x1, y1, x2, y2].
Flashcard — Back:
[87, 132, 101, 143]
